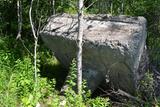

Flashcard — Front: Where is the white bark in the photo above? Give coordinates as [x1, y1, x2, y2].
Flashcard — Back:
[29, 0, 38, 87]
[111, 1, 113, 15]
[52, 0, 55, 14]
[29, 0, 37, 40]
[77, 0, 84, 95]
[17, 0, 33, 56]
[16, 0, 22, 39]
[121, 0, 124, 15]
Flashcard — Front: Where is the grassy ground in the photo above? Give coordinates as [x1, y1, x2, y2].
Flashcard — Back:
[0, 36, 111, 107]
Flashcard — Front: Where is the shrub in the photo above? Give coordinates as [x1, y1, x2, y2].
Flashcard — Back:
[64, 59, 110, 107]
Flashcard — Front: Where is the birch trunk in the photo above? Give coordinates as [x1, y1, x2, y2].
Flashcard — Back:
[29, 0, 38, 88]
[16, 0, 22, 39]
[121, 0, 124, 15]
[77, 0, 84, 95]
[52, 0, 55, 14]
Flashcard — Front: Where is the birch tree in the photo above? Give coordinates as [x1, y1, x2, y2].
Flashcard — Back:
[51, 0, 55, 14]
[77, 0, 84, 95]
[29, 0, 38, 88]
[121, 0, 124, 15]
[16, 0, 22, 39]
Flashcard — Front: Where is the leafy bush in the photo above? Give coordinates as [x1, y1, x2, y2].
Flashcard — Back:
[0, 36, 111, 107]
[138, 71, 154, 101]
[0, 37, 57, 107]
[64, 59, 110, 107]
[86, 97, 110, 107]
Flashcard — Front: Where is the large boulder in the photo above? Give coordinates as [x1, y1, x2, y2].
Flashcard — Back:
[40, 14, 147, 94]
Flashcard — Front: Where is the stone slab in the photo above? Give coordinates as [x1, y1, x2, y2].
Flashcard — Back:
[40, 14, 147, 94]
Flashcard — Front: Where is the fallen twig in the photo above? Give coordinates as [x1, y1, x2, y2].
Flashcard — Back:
[117, 89, 145, 104]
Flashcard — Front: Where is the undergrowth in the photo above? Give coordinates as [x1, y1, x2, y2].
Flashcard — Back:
[2, 35, 159, 107]
[0, 36, 110, 107]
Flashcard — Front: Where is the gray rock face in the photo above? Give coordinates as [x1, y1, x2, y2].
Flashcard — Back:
[40, 14, 147, 94]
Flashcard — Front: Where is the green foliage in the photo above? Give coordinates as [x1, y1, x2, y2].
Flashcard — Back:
[0, 37, 111, 107]
[64, 59, 84, 107]
[56, 0, 77, 14]
[66, 58, 77, 88]
[86, 97, 110, 107]
[64, 59, 110, 107]
[137, 70, 155, 106]
[0, 37, 56, 107]
[138, 71, 154, 100]
[14, 58, 34, 97]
